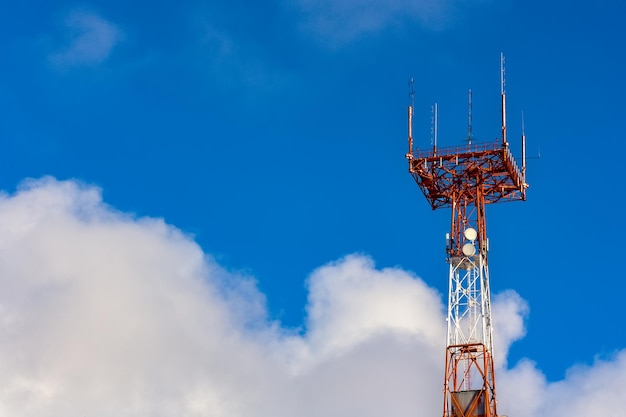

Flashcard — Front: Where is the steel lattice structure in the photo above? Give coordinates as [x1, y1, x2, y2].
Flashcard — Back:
[405, 55, 527, 417]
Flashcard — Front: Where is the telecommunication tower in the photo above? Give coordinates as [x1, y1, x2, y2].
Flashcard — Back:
[405, 54, 528, 417]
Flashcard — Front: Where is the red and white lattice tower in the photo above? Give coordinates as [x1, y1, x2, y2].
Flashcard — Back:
[405, 55, 528, 417]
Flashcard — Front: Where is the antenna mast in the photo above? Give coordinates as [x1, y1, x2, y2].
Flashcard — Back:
[431, 103, 439, 153]
[501, 53, 507, 146]
[406, 78, 415, 161]
[521, 112, 527, 193]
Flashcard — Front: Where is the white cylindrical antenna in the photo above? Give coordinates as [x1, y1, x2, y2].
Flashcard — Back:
[408, 78, 414, 156]
[500, 53, 505, 95]
[406, 106, 413, 158]
[408, 106, 413, 143]
[406, 78, 415, 171]
[408, 105, 414, 155]
[500, 53, 507, 146]
[467, 89, 473, 145]
[430, 105, 434, 146]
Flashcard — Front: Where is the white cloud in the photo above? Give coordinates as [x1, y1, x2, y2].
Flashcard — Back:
[543, 352, 626, 417]
[0, 177, 444, 416]
[498, 359, 547, 417]
[49, 10, 122, 68]
[497, 352, 626, 417]
[0, 177, 623, 416]
[303, 255, 445, 361]
[492, 289, 529, 369]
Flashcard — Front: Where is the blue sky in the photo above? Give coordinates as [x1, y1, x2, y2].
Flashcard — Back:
[0, 0, 625, 415]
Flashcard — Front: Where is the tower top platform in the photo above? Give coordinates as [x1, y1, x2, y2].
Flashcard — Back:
[407, 140, 527, 210]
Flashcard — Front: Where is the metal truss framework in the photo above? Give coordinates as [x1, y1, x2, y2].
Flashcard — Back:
[407, 141, 525, 417]
[443, 253, 495, 417]
[405, 57, 527, 417]
[407, 141, 526, 259]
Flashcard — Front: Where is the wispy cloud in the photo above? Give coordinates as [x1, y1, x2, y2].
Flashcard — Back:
[197, 21, 293, 94]
[0, 177, 622, 416]
[289, 0, 455, 46]
[49, 10, 122, 68]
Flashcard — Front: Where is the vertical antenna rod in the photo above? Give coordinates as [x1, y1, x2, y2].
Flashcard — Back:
[467, 89, 473, 145]
[409, 77, 415, 110]
[501, 53, 507, 146]
[521, 111, 527, 185]
[433, 102, 439, 153]
[407, 78, 415, 169]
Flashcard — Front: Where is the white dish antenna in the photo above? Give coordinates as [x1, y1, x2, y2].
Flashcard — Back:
[464, 227, 477, 241]
[462, 243, 476, 256]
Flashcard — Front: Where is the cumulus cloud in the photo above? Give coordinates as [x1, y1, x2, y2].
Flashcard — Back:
[0, 177, 444, 416]
[492, 289, 529, 369]
[0, 177, 623, 417]
[49, 10, 122, 68]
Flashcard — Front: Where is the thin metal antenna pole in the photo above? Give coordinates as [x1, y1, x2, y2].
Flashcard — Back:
[431, 105, 434, 147]
[522, 111, 527, 183]
[468, 89, 473, 145]
[434, 102, 439, 152]
[407, 78, 415, 158]
[501, 53, 507, 146]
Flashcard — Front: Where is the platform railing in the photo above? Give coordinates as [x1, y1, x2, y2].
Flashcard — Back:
[413, 140, 501, 159]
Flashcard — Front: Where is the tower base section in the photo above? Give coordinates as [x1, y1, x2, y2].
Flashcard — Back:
[451, 390, 486, 417]
[443, 343, 497, 417]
